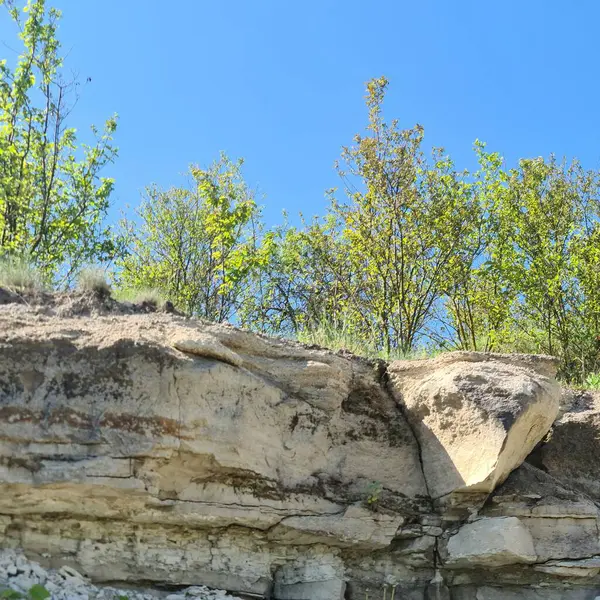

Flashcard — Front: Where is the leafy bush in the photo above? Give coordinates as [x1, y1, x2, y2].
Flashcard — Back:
[4, 0, 600, 386]
[117, 154, 261, 320]
[0, 1, 121, 282]
[365, 481, 383, 505]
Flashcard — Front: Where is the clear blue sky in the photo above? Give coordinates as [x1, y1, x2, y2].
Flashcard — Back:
[2, 0, 599, 227]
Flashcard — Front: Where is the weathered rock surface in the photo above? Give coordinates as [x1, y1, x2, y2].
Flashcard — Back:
[0, 292, 599, 599]
[445, 517, 537, 567]
[387, 353, 561, 504]
[536, 389, 600, 500]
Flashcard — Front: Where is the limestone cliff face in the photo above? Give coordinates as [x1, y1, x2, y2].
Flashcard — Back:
[0, 293, 597, 599]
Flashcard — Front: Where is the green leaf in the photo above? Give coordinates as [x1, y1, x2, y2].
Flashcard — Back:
[0, 589, 24, 599]
[28, 585, 50, 600]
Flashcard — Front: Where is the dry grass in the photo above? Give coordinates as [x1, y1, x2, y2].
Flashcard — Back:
[297, 317, 440, 361]
[0, 256, 45, 292]
[113, 287, 166, 308]
[76, 267, 111, 295]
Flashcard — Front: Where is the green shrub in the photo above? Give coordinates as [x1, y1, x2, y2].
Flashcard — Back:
[365, 481, 383, 505]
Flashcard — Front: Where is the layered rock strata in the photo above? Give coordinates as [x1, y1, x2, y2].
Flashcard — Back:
[0, 293, 597, 599]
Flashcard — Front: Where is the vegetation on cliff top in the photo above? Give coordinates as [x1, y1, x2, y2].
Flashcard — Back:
[2, 1, 600, 384]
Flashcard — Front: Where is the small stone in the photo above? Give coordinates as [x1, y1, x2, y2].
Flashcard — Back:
[59, 566, 86, 581]
[30, 563, 47, 579]
[186, 587, 211, 597]
[12, 576, 39, 592]
[422, 526, 443, 536]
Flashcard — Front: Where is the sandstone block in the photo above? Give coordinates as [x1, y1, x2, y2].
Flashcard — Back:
[387, 352, 560, 500]
[445, 517, 536, 567]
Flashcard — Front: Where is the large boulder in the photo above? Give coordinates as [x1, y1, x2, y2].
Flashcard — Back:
[387, 352, 561, 503]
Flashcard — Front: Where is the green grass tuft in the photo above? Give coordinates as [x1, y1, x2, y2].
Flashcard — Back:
[0, 256, 45, 292]
[584, 372, 600, 391]
[113, 286, 166, 308]
[296, 317, 441, 361]
[76, 267, 111, 295]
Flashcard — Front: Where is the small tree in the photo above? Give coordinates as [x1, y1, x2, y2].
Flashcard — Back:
[238, 215, 353, 336]
[118, 154, 263, 320]
[243, 78, 478, 355]
[501, 156, 600, 380]
[0, 0, 120, 282]
[439, 141, 517, 352]
[319, 77, 475, 354]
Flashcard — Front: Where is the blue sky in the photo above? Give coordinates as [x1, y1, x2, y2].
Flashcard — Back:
[2, 0, 599, 227]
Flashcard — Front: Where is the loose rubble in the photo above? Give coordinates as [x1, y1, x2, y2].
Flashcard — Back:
[0, 550, 243, 600]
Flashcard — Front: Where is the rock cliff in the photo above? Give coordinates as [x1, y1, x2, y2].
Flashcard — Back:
[0, 292, 598, 599]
